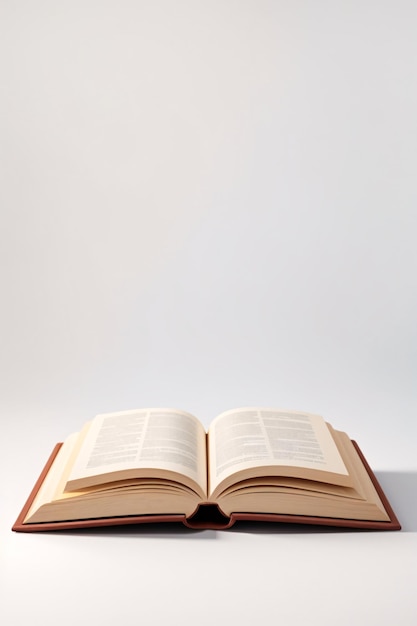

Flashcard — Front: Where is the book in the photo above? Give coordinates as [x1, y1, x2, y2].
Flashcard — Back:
[12, 407, 400, 532]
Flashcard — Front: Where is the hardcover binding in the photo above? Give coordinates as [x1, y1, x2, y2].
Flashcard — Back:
[12, 441, 401, 532]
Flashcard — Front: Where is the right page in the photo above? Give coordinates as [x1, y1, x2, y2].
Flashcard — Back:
[208, 408, 350, 499]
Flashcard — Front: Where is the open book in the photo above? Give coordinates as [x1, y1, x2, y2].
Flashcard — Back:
[13, 407, 400, 531]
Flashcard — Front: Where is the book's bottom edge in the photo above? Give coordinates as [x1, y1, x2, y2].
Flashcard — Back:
[13, 508, 401, 533]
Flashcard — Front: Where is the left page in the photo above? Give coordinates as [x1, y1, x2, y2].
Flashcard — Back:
[65, 408, 207, 498]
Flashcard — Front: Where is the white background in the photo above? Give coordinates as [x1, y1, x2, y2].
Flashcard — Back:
[1, 2, 416, 625]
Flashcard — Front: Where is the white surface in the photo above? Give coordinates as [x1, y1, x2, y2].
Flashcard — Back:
[1, 2, 416, 625]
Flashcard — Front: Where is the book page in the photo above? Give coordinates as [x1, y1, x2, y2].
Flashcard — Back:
[65, 408, 207, 495]
[208, 408, 350, 497]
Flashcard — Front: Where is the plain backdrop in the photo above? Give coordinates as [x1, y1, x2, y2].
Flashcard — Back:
[0, 2, 416, 625]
